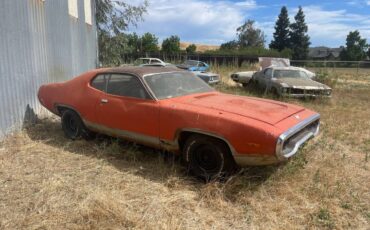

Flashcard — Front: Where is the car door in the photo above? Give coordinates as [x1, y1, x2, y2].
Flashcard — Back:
[257, 68, 273, 90]
[95, 73, 160, 147]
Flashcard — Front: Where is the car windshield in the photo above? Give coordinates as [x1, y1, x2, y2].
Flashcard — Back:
[184, 60, 199, 66]
[273, 70, 309, 79]
[144, 72, 214, 99]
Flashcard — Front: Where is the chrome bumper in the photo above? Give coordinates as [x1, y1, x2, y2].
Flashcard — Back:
[233, 114, 320, 167]
[275, 114, 320, 161]
[282, 94, 332, 98]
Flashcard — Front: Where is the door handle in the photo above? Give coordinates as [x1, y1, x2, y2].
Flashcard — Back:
[101, 99, 108, 103]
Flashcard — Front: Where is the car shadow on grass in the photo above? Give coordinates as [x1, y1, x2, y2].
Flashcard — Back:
[24, 117, 280, 196]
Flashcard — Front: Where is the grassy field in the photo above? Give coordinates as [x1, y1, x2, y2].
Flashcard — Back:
[0, 67, 369, 229]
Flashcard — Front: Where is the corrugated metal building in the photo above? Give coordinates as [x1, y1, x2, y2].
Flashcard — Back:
[0, 0, 98, 138]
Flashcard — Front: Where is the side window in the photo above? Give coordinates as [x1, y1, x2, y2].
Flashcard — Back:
[199, 62, 205, 67]
[264, 69, 273, 78]
[151, 59, 161, 64]
[107, 74, 150, 99]
[91, 75, 107, 92]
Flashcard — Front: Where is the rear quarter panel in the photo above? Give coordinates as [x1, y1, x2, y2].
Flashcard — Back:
[38, 70, 100, 122]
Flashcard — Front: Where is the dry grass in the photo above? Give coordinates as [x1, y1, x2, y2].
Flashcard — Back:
[1, 68, 370, 229]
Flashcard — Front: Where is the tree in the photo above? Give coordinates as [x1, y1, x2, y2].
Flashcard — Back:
[95, 0, 148, 65]
[161, 35, 181, 54]
[220, 40, 239, 50]
[270, 6, 291, 51]
[140, 32, 159, 53]
[186, 44, 197, 54]
[367, 47, 370, 59]
[237, 20, 265, 48]
[290, 6, 310, 60]
[340, 30, 368, 61]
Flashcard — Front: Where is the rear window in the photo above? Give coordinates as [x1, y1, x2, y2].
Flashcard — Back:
[91, 75, 107, 92]
[106, 74, 150, 99]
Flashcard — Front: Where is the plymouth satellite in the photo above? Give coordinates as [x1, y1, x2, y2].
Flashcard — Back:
[38, 67, 320, 181]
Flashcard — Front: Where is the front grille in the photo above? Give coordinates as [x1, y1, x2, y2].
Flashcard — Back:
[289, 88, 329, 96]
[212, 75, 220, 81]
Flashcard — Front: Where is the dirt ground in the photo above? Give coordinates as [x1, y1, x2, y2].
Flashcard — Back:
[0, 68, 369, 229]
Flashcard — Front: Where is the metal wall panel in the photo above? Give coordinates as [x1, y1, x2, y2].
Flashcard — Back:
[0, 0, 97, 138]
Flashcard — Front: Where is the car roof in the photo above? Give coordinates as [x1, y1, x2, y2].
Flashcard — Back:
[96, 66, 184, 78]
[139, 58, 157, 60]
[267, 66, 303, 71]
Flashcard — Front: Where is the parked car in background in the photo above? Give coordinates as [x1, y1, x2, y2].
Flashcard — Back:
[134, 58, 173, 67]
[251, 66, 332, 97]
[231, 71, 256, 87]
[38, 66, 321, 181]
[193, 71, 220, 85]
[176, 60, 209, 71]
[176, 60, 219, 84]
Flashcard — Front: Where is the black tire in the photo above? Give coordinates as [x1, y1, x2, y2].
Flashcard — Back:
[183, 135, 236, 182]
[61, 110, 94, 140]
[242, 83, 249, 88]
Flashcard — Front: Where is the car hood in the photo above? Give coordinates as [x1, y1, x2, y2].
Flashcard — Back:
[275, 77, 330, 89]
[172, 93, 304, 125]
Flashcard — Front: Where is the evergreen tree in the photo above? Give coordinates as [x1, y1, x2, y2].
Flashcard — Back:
[290, 6, 310, 60]
[340, 30, 368, 61]
[269, 6, 290, 51]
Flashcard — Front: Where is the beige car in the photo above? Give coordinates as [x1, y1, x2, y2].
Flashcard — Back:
[251, 66, 332, 97]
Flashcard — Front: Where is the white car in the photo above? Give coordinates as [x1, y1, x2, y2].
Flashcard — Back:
[231, 71, 256, 87]
[134, 58, 173, 67]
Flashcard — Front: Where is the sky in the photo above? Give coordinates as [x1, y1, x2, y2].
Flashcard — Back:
[128, 0, 370, 48]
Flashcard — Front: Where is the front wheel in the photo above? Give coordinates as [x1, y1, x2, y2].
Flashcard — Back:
[183, 135, 236, 182]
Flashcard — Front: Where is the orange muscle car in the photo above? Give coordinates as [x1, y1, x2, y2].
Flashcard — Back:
[38, 67, 320, 180]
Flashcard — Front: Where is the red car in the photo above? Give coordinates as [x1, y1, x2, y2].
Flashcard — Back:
[38, 67, 320, 180]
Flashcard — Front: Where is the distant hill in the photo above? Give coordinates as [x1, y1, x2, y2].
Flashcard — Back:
[180, 42, 220, 52]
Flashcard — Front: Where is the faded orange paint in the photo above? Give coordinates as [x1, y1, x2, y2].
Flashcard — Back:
[38, 67, 319, 165]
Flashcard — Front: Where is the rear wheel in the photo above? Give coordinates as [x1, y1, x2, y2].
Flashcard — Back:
[61, 110, 95, 140]
[183, 135, 236, 182]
